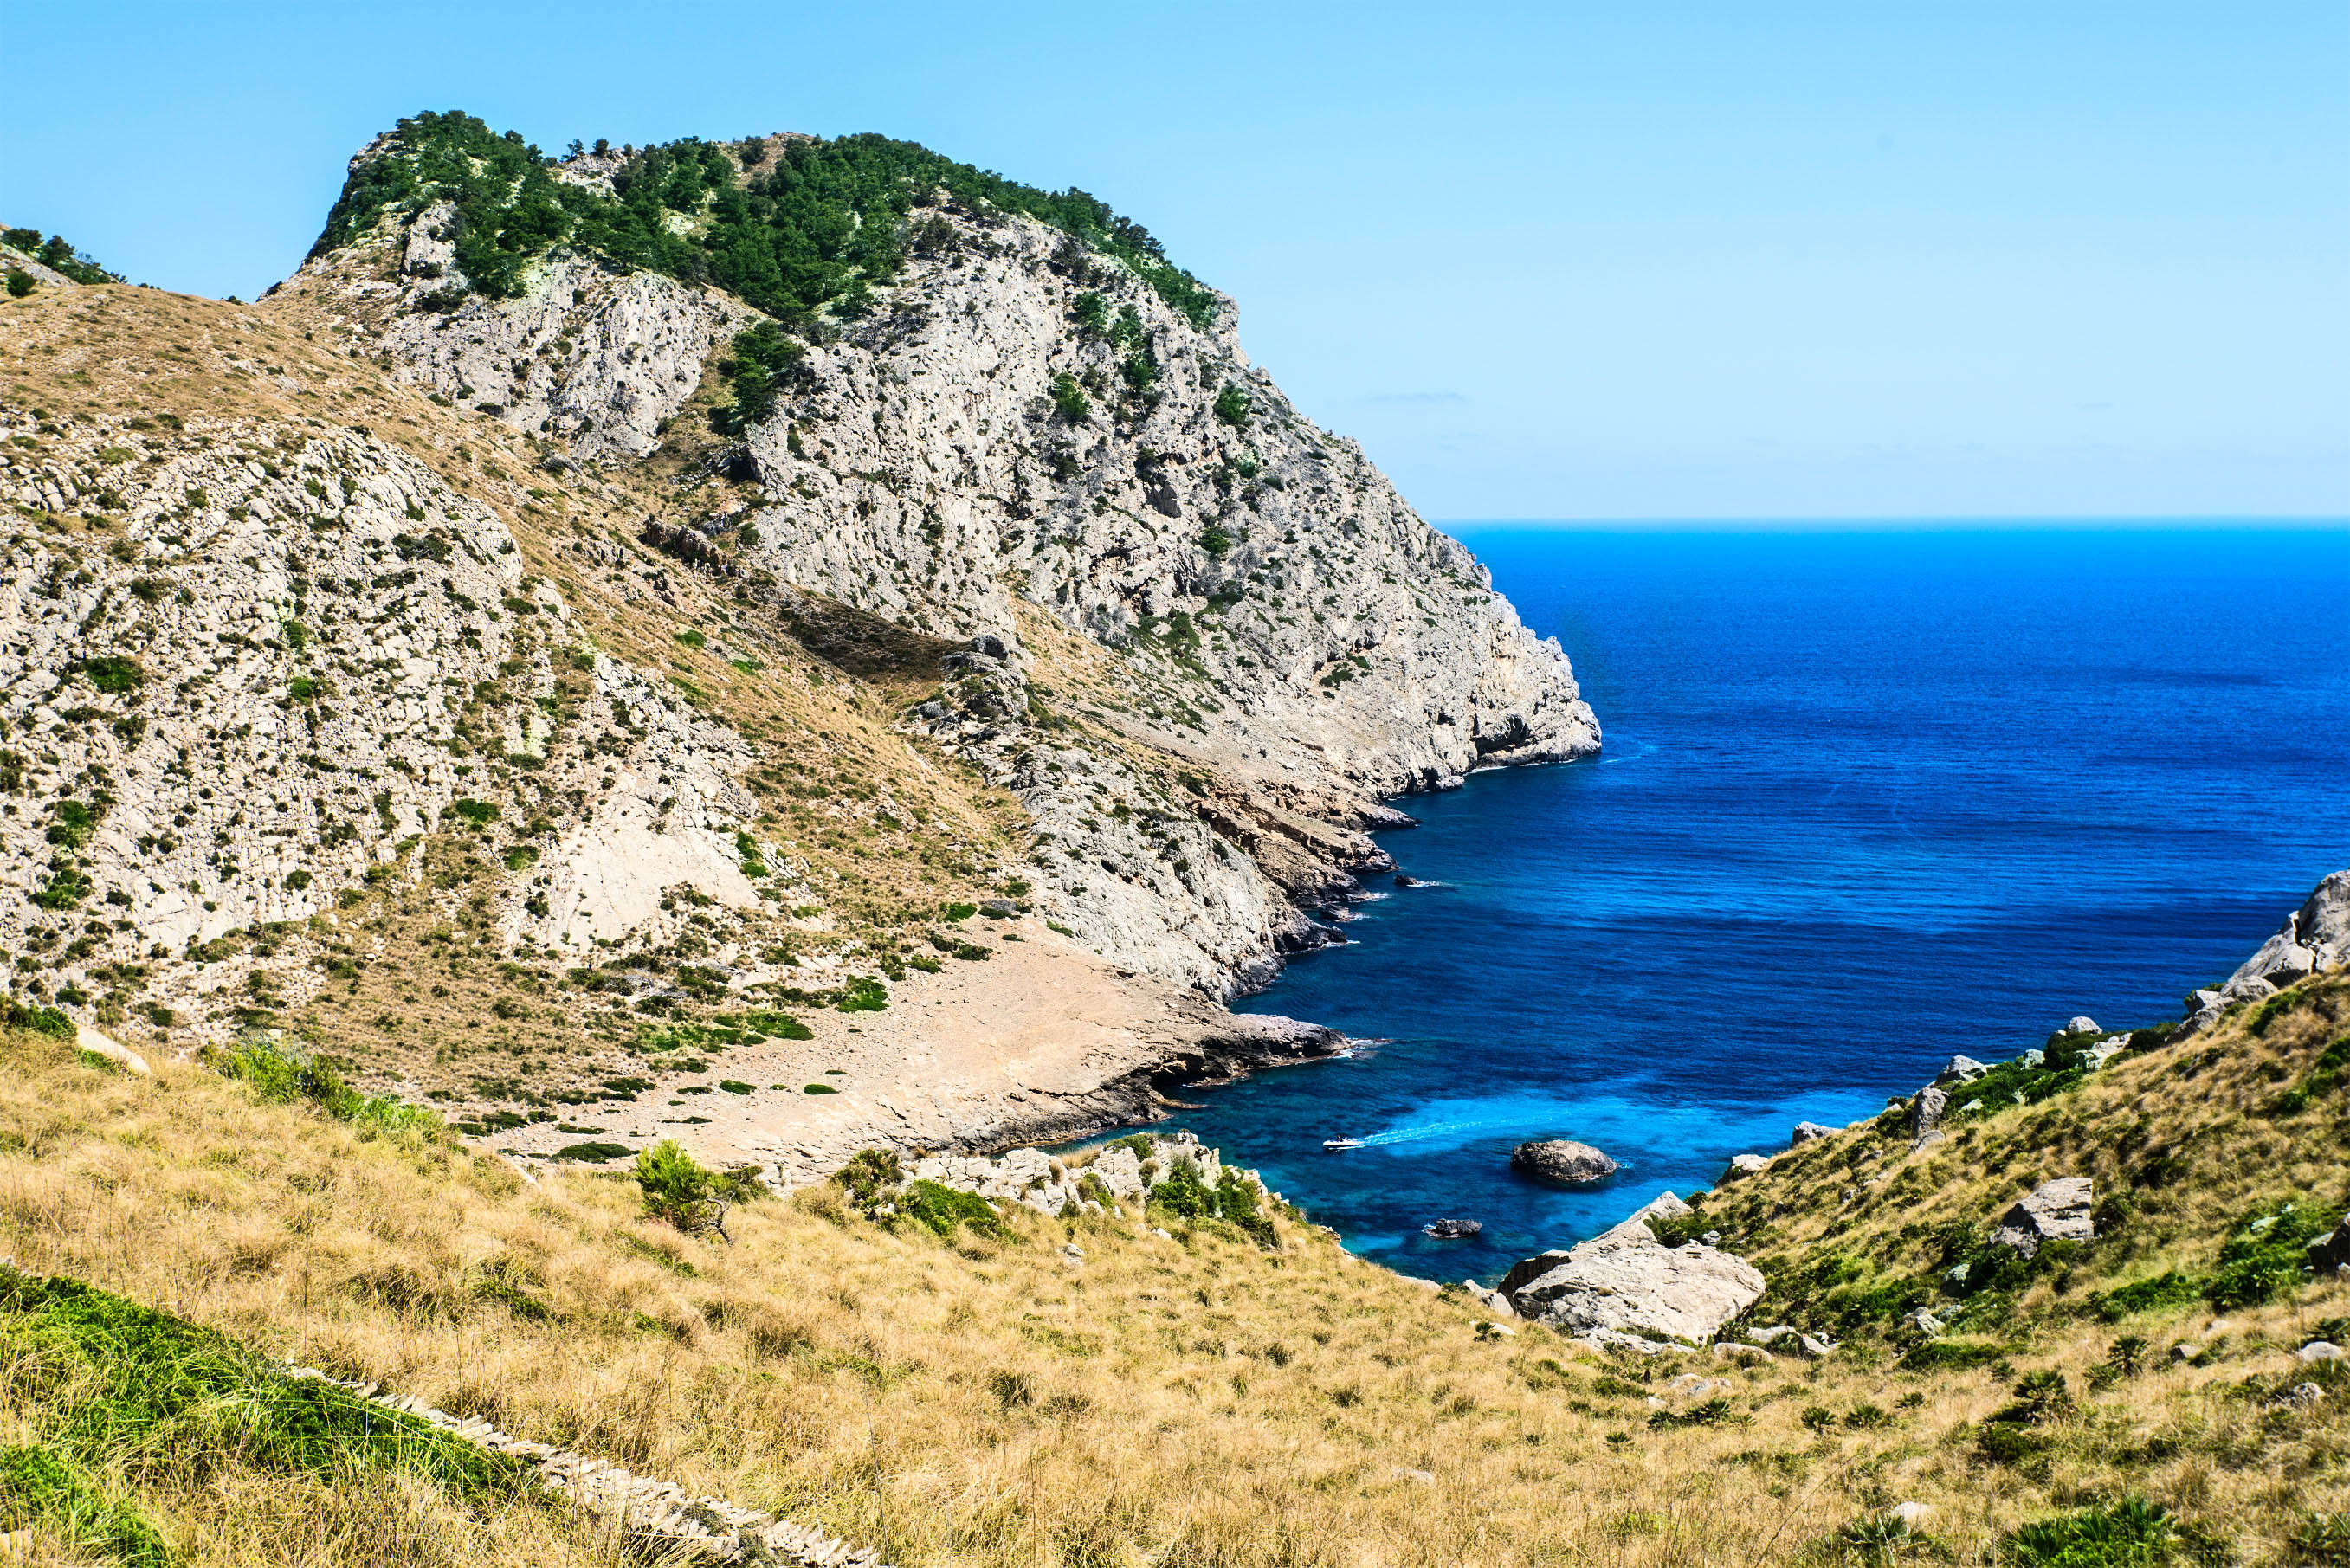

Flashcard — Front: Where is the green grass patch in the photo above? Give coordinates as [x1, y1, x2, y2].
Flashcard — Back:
[0, 1267, 520, 1563]
[208, 1036, 441, 1141]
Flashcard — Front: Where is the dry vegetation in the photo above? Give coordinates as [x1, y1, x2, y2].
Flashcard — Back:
[1, 277, 1043, 1127]
[4, 984, 2347, 1565]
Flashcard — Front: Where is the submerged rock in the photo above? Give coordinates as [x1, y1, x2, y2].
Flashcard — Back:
[1511, 1139, 1620, 1185]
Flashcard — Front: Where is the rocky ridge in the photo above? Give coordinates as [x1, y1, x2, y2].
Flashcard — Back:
[277, 121, 1598, 995]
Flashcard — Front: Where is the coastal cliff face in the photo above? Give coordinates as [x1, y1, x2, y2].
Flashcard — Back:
[274, 120, 1596, 994]
[0, 113, 1590, 1157]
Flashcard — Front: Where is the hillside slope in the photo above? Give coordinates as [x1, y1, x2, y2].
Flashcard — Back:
[2, 925, 2343, 1565]
[0, 114, 1593, 1170]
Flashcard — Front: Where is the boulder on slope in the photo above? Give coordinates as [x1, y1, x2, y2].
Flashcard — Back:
[1988, 1177, 2095, 1257]
[2228, 869, 2350, 994]
[1501, 1192, 1762, 1344]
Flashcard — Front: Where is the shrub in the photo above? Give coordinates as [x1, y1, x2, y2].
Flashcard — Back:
[451, 798, 498, 828]
[209, 1036, 438, 1140]
[1900, 1338, 2007, 1371]
[2207, 1198, 2342, 1309]
[635, 1139, 716, 1228]
[835, 1149, 903, 1213]
[74, 655, 143, 694]
[3, 268, 32, 299]
[1049, 372, 1090, 423]
[1998, 1496, 2218, 1566]
[1975, 1422, 2047, 1468]
[902, 1179, 1008, 1241]
[2092, 1271, 2204, 1320]
[836, 976, 888, 1012]
[1213, 383, 1251, 425]
[3, 1003, 74, 1041]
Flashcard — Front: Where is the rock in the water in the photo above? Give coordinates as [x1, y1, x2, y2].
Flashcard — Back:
[1790, 1121, 1839, 1145]
[1424, 1218, 1482, 1238]
[1511, 1139, 1620, 1185]
[1720, 1153, 1772, 1184]
[1989, 1176, 2095, 1257]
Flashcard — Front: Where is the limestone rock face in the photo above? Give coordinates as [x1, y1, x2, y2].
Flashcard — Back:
[377, 250, 755, 462]
[2228, 870, 2350, 994]
[1511, 1139, 1620, 1185]
[1989, 1177, 2095, 1257]
[295, 166, 1599, 994]
[1501, 1204, 1766, 1344]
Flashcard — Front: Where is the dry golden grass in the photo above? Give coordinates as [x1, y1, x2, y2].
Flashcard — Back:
[5, 1016, 2345, 1567]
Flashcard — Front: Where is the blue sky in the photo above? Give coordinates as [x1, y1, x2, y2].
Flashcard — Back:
[4, 2, 2345, 519]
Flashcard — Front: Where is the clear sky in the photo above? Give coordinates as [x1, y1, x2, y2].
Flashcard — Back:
[4, 2, 2346, 519]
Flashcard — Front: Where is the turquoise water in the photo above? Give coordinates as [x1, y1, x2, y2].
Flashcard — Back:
[1161, 527, 2350, 1282]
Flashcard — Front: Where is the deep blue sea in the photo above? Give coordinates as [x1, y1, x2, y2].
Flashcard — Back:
[1164, 527, 2350, 1283]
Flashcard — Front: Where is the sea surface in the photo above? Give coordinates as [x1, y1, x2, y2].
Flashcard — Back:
[1155, 526, 2350, 1283]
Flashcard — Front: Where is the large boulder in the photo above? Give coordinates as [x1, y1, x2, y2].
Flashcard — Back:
[1935, 1055, 1989, 1086]
[1719, 1153, 1772, 1184]
[1511, 1139, 1620, 1185]
[1908, 1086, 1947, 1143]
[1790, 1121, 1840, 1145]
[2229, 869, 2350, 993]
[1501, 1192, 1762, 1343]
[1989, 1177, 2095, 1257]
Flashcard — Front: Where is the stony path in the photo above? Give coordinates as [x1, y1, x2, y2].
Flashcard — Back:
[284, 1363, 888, 1566]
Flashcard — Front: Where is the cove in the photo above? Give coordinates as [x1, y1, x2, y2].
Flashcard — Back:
[1165, 526, 2350, 1282]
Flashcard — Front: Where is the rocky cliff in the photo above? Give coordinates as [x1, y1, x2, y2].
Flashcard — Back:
[273, 119, 1596, 994]
[0, 113, 1591, 1155]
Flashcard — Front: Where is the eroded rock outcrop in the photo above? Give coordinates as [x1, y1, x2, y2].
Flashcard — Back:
[1500, 1192, 1765, 1345]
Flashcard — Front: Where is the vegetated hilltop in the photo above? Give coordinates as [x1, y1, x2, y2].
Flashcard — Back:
[0, 110, 1591, 1172]
[1, 901, 2343, 1565]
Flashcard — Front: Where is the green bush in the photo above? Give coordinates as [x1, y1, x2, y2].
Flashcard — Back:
[209, 1036, 439, 1141]
[835, 1148, 903, 1213]
[1975, 1421, 2048, 1468]
[836, 976, 888, 1012]
[1049, 372, 1090, 424]
[635, 1139, 716, 1227]
[2092, 1271, 2205, 1320]
[3, 268, 32, 299]
[2207, 1198, 2341, 1309]
[902, 1179, 1009, 1241]
[1998, 1496, 2218, 1566]
[3, 1003, 75, 1040]
[1900, 1338, 2007, 1371]
[1213, 383, 1251, 425]
[74, 656, 143, 694]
